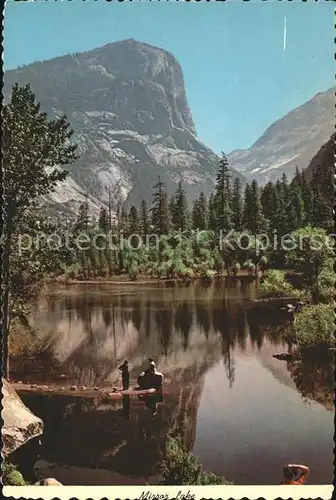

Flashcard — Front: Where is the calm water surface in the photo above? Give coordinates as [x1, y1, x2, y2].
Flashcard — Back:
[11, 280, 334, 485]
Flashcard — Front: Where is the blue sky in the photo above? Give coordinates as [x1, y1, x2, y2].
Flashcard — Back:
[4, 0, 334, 154]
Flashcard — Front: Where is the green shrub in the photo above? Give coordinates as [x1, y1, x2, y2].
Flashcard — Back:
[294, 303, 335, 351]
[232, 262, 241, 276]
[258, 269, 300, 298]
[313, 262, 335, 303]
[160, 435, 232, 485]
[259, 255, 269, 270]
[205, 269, 216, 280]
[2, 462, 27, 486]
[242, 260, 254, 275]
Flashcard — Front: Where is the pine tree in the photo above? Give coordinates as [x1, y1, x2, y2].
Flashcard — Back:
[289, 185, 305, 230]
[281, 173, 290, 205]
[198, 192, 208, 230]
[208, 193, 217, 231]
[98, 207, 109, 232]
[231, 177, 243, 231]
[242, 180, 264, 234]
[75, 202, 89, 232]
[192, 192, 208, 230]
[301, 171, 313, 225]
[242, 183, 253, 231]
[162, 192, 171, 234]
[172, 181, 190, 233]
[310, 166, 334, 231]
[140, 199, 150, 237]
[128, 205, 139, 235]
[116, 202, 122, 237]
[192, 199, 200, 230]
[169, 194, 177, 229]
[151, 177, 170, 235]
[274, 180, 288, 234]
[214, 153, 232, 232]
[261, 182, 275, 230]
[120, 206, 128, 237]
[292, 165, 302, 188]
[2, 84, 78, 378]
[286, 199, 298, 233]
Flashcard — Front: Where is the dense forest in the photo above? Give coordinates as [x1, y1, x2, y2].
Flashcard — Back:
[56, 153, 333, 288]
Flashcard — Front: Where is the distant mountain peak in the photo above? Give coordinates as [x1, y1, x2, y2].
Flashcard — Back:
[228, 86, 334, 184]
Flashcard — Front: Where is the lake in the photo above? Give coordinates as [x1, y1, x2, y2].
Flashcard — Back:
[10, 280, 334, 485]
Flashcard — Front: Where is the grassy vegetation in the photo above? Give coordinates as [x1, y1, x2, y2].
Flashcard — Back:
[160, 435, 232, 485]
[258, 269, 303, 299]
[293, 303, 335, 352]
[2, 462, 27, 486]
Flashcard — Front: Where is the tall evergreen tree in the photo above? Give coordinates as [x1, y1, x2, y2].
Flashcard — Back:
[198, 192, 208, 230]
[214, 153, 232, 232]
[289, 185, 305, 230]
[116, 202, 122, 237]
[301, 171, 313, 225]
[120, 206, 129, 236]
[242, 183, 253, 231]
[151, 177, 170, 235]
[172, 181, 190, 233]
[261, 182, 275, 230]
[208, 193, 217, 231]
[162, 192, 171, 234]
[192, 199, 200, 230]
[192, 192, 208, 230]
[281, 172, 290, 205]
[310, 166, 334, 231]
[2, 83, 78, 377]
[292, 165, 302, 188]
[231, 177, 243, 231]
[98, 207, 109, 232]
[169, 194, 177, 228]
[242, 180, 264, 234]
[274, 180, 288, 234]
[75, 202, 89, 232]
[140, 199, 150, 237]
[128, 205, 139, 235]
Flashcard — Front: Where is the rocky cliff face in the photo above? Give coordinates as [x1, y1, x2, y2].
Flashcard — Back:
[4, 39, 243, 213]
[305, 134, 334, 181]
[228, 87, 334, 184]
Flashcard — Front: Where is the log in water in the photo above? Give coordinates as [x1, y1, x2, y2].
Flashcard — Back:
[13, 383, 159, 400]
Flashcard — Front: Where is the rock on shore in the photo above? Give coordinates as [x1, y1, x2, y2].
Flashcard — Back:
[2, 378, 43, 457]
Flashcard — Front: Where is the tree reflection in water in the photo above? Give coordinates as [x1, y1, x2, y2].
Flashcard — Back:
[14, 280, 332, 409]
[122, 395, 130, 420]
[287, 352, 334, 411]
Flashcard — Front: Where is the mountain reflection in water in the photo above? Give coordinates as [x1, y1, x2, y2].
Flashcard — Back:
[11, 280, 334, 485]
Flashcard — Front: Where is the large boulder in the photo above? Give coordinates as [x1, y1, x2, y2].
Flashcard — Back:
[2, 378, 43, 457]
[34, 478, 62, 486]
[137, 371, 164, 390]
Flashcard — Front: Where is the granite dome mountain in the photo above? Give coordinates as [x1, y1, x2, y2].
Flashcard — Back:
[4, 39, 243, 215]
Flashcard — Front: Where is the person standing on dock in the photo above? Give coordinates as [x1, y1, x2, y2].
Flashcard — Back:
[144, 358, 155, 374]
[118, 360, 129, 390]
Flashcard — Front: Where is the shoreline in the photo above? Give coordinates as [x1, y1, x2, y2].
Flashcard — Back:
[51, 270, 303, 286]
[13, 382, 162, 400]
[54, 273, 259, 286]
